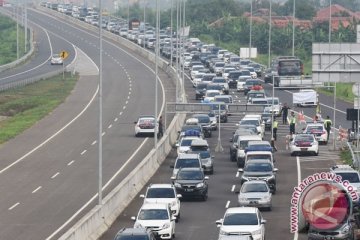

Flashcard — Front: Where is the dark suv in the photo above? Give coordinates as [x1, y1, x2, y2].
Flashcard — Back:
[171, 167, 209, 201]
[227, 70, 242, 88]
[239, 160, 278, 193]
[195, 82, 208, 100]
[114, 227, 157, 240]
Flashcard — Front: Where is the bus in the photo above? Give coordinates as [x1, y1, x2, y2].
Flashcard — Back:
[271, 56, 312, 87]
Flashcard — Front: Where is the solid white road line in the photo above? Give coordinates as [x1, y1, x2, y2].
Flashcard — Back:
[293, 156, 302, 240]
[67, 160, 74, 166]
[8, 202, 20, 211]
[51, 172, 60, 179]
[32, 186, 42, 194]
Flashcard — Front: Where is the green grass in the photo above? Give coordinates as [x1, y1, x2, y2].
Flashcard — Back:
[0, 72, 78, 144]
[317, 83, 354, 103]
[340, 148, 353, 165]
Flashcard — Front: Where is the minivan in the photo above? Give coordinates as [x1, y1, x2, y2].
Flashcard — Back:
[236, 135, 262, 167]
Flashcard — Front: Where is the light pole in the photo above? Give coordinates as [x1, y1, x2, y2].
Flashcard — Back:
[268, 0, 272, 68]
[170, 0, 173, 66]
[249, 0, 252, 59]
[127, 0, 129, 28]
[292, 0, 295, 56]
[175, 0, 179, 102]
[143, 0, 146, 48]
[24, 0, 27, 52]
[154, 0, 159, 147]
[329, 0, 332, 43]
[181, 0, 185, 100]
[16, 0, 19, 59]
[98, 0, 104, 205]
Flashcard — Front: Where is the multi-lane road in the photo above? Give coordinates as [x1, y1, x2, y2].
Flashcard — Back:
[0, 8, 174, 240]
[0, 6, 357, 240]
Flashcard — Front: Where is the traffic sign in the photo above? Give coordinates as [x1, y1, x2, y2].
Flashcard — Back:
[60, 51, 69, 59]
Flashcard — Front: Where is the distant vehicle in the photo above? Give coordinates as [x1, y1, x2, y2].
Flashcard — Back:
[237, 180, 272, 211]
[50, 54, 63, 65]
[129, 18, 140, 30]
[134, 116, 156, 137]
[290, 134, 319, 156]
[303, 123, 328, 144]
[113, 228, 157, 240]
[293, 89, 318, 107]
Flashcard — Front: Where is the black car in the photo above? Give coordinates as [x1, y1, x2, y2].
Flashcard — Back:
[261, 112, 273, 131]
[239, 160, 278, 193]
[227, 71, 242, 88]
[263, 68, 277, 84]
[192, 113, 216, 133]
[243, 79, 263, 95]
[195, 82, 208, 100]
[171, 167, 209, 201]
[114, 228, 157, 240]
[178, 123, 210, 138]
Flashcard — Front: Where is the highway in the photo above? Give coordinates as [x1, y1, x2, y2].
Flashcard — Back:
[100, 70, 353, 240]
[0, 8, 175, 240]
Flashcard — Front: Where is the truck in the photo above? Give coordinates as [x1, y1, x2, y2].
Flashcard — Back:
[129, 18, 140, 30]
[292, 89, 318, 107]
[0, 0, 4, 6]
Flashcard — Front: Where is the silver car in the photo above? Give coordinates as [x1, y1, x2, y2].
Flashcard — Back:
[237, 180, 272, 211]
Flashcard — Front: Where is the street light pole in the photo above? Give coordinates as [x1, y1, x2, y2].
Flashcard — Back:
[268, 0, 272, 68]
[24, 0, 27, 52]
[143, 0, 146, 48]
[155, 0, 159, 147]
[292, 0, 295, 56]
[170, 0, 173, 66]
[127, 0, 129, 28]
[249, 0, 252, 59]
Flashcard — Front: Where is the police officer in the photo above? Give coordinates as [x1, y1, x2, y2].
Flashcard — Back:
[158, 116, 163, 138]
[324, 116, 332, 141]
[272, 118, 278, 141]
[281, 103, 291, 124]
[289, 111, 296, 135]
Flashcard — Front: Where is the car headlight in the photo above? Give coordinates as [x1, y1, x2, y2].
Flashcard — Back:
[196, 182, 205, 188]
[174, 182, 181, 188]
[341, 224, 350, 234]
[263, 195, 271, 200]
[252, 229, 262, 235]
[219, 230, 228, 235]
[238, 197, 247, 201]
[241, 175, 249, 181]
[134, 222, 142, 228]
[162, 222, 170, 229]
[265, 175, 275, 180]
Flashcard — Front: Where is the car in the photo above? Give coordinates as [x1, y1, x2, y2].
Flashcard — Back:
[263, 68, 277, 83]
[246, 90, 266, 103]
[192, 113, 216, 132]
[265, 97, 281, 117]
[140, 184, 182, 220]
[261, 111, 272, 131]
[216, 207, 266, 240]
[307, 219, 354, 240]
[237, 180, 272, 211]
[239, 115, 265, 138]
[229, 128, 257, 162]
[195, 82, 208, 100]
[190, 65, 205, 79]
[214, 95, 234, 104]
[245, 151, 274, 164]
[201, 73, 217, 83]
[203, 90, 221, 102]
[227, 71, 243, 88]
[330, 165, 360, 197]
[189, 139, 214, 174]
[192, 73, 205, 87]
[239, 160, 278, 193]
[113, 227, 157, 240]
[303, 123, 328, 145]
[222, 67, 236, 79]
[171, 167, 209, 201]
[50, 54, 63, 65]
[244, 79, 263, 95]
[134, 116, 156, 137]
[290, 134, 319, 156]
[211, 77, 229, 94]
[182, 118, 211, 138]
[176, 136, 202, 155]
[236, 135, 263, 167]
[131, 203, 176, 240]
[244, 67, 257, 78]
[170, 153, 202, 177]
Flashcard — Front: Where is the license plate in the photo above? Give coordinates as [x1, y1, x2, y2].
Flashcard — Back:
[185, 189, 193, 192]
[300, 148, 308, 151]
[250, 201, 258, 204]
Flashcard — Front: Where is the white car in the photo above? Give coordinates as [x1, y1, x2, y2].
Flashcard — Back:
[50, 54, 63, 65]
[140, 184, 182, 220]
[216, 207, 266, 240]
[171, 153, 202, 178]
[176, 136, 201, 155]
[132, 203, 176, 240]
[190, 65, 205, 80]
[290, 134, 319, 156]
[192, 73, 205, 87]
[264, 97, 281, 117]
[303, 123, 328, 144]
[203, 90, 221, 102]
[237, 180, 272, 211]
[134, 116, 156, 137]
[245, 67, 257, 78]
[222, 67, 236, 79]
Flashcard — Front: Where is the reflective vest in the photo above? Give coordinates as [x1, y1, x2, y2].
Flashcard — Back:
[273, 121, 278, 129]
[290, 116, 296, 124]
[324, 119, 332, 130]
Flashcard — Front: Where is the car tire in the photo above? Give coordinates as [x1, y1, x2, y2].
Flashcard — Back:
[202, 194, 208, 201]
[267, 206, 272, 211]
[314, 150, 319, 156]
[135, 133, 139, 137]
[290, 152, 295, 156]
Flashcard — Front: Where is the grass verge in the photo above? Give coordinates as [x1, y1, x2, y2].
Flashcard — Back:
[317, 83, 354, 103]
[0, 72, 78, 144]
[340, 147, 353, 165]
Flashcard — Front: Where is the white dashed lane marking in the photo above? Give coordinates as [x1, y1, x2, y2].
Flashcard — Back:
[81, 150, 87, 155]
[32, 186, 42, 194]
[51, 172, 60, 179]
[225, 201, 230, 209]
[92, 140, 97, 145]
[8, 202, 20, 211]
[67, 160, 75, 166]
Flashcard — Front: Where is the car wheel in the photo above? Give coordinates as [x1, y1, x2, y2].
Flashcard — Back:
[267, 206, 272, 211]
[314, 150, 319, 156]
[210, 169, 214, 175]
[290, 152, 295, 156]
[202, 194, 208, 201]
[135, 133, 139, 137]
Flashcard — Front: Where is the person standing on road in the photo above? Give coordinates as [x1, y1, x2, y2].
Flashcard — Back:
[158, 116, 164, 138]
[289, 111, 296, 135]
[272, 118, 278, 141]
[281, 103, 290, 124]
[324, 116, 332, 141]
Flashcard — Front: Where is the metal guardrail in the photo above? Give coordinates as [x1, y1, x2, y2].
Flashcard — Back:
[347, 141, 360, 169]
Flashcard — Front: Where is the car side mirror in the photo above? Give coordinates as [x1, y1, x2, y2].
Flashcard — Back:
[177, 194, 182, 198]
[238, 168, 244, 172]
[273, 168, 279, 172]
[171, 176, 176, 180]
[131, 216, 136, 221]
[230, 138, 233, 142]
[204, 176, 209, 180]
[139, 194, 145, 198]
[215, 219, 223, 226]
[134, 121, 137, 124]
[170, 164, 174, 168]
[171, 216, 177, 221]
[261, 219, 267, 224]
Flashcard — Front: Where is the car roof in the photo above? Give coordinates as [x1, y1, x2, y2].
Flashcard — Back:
[225, 207, 258, 214]
[139, 115, 155, 119]
[116, 227, 152, 236]
[177, 153, 199, 159]
[148, 183, 174, 189]
[331, 165, 359, 173]
[191, 139, 209, 146]
[306, 123, 324, 127]
[140, 202, 169, 210]
[248, 141, 270, 145]
[246, 151, 272, 155]
[242, 180, 268, 185]
[238, 135, 262, 140]
[178, 167, 203, 172]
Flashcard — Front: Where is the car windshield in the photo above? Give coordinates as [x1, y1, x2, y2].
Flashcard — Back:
[146, 188, 175, 198]
[210, 104, 226, 111]
[119, 236, 149, 240]
[199, 151, 211, 159]
[196, 83, 207, 89]
[195, 116, 210, 123]
[246, 80, 260, 86]
[215, 63, 225, 67]
[191, 145, 209, 152]
[138, 209, 169, 220]
[242, 183, 269, 193]
[177, 170, 203, 180]
[139, 118, 155, 125]
[306, 126, 323, 132]
[245, 163, 272, 172]
[194, 74, 204, 78]
[180, 139, 194, 147]
[213, 78, 226, 83]
[240, 120, 259, 126]
[295, 135, 314, 142]
[223, 213, 259, 225]
[181, 125, 202, 132]
[207, 92, 219, 97]
[175, 159, 200, 168]
[267, 99, 279, 105]
[248, 93, 265, 98]
[336, 173, 360, 183]
[239, 140, 250, 150]
[224, 68, 235, 73]
[52, 54, 60, 58]
[247, 155, 271, 161]
[241, 70, 251, 76]
[215, 97, 231, 103]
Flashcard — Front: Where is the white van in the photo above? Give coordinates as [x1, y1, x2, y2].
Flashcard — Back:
[236, 135, 262, 167]
[245, 151, 274, 164]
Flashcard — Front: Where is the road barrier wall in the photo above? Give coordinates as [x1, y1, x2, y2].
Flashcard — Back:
[34, 7, 187, 240]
